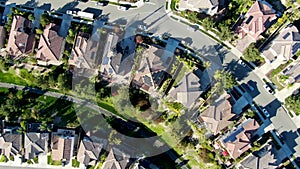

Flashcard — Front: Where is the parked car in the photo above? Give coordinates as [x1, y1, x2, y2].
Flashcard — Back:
[262, 108, 270, 118]
[95, 2, 105, 6]
[238, 59, 247, 67]
[264, 84, 275, 94]
[118, 6, 127, 11]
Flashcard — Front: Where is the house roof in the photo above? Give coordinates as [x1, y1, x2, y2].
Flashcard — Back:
[236, 0, 277, 40]
[133, 45, 173, 92]
[102, 148, 132, 169]
[262, 24, 300, 62]
[169, 72, 203, 108]
[222, 119, 260, 159]
[51, 129, 76, 162]
[77, 136, 103, 166]
[284, 63, 300, 83]
[0, 26, 6, 48]
[179, 0, 219, 14]
[240, 142, 285, 169]
[7, 15, 35, 57]
[0, 133, 22, 158]
[24, 133, 49, 159]
[36, 23, 65, 64]
[199, 98, 235, 134]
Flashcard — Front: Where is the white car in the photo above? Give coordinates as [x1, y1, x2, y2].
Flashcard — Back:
[262, 108, 270, 118]
[238, 59, 247, 67]
[118, 6, 127, 11]
[95, 2, 104, 6]
[264, 85, 275, 94]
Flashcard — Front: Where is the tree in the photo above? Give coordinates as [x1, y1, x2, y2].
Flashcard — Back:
[203, 61, 211, 68]
[218, 24, 233, 41]
[201, 18, 215, 31]
[97, 28, 107, 35]
[35, 29, 43, 35]
[66, 29, 76, 44]
[28, 13, 35, 21]
[214, 70, 237, 90]
[285, 94, 300, 115]
[243, 43, 262, 62]
[40, 14, 51, 27]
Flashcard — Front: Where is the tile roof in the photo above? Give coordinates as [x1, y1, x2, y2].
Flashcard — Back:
[199, 98, 235, 134]
[262, 24, 300, 62]
[221, 119, 260, 159]
[51, 129, 76, 162]
[36, 23, 65, 65]
[169, 72, 203, 108]
[24, 133, 49, 159]
[77, 136, 103, 166]
[7, 15, 35, 57]
[235, 0, 277, 40]
[0, 133, 22, 158]
[102, 148, 132, 169]
[0, 26, 6, 48]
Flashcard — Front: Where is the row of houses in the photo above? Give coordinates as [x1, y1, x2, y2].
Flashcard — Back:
[0, 123, 138, 169]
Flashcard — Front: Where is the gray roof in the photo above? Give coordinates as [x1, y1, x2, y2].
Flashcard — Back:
[77, 136, 103, 166]
[241, 142, 285, 169]
[262, 24, 300, 61]
[169, 72, 202, 108]
[24, 133, 49, 159]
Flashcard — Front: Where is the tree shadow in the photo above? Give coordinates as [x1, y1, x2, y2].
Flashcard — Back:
[56, 1, 79, 13]
[24, 0, 38, 8]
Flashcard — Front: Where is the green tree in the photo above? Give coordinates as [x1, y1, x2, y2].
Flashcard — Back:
[201, 18, 215, 31]
[243, 43, 262, 62]
[218, 24, 233, 41]
[285, 94, 300, 115]
[35, 29, 43, 35]
[28, 13, 35, 21]
[40, 14, 51, 27]
[66, 29, 76, 44]
[214, 70, 237, 90]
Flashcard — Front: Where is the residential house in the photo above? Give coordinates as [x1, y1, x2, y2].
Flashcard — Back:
[238, 141, 286, 169]
[178, 0, 219, 16]
[132, 45, 174, 93]
[198, 96, 235, 135]
[220, 118, 260, 159]
[169, 72, 203, 109]
[36, 23, 65, 66]
[102, 147, 132, 169]
[69, 31, 103, 77]
[0, 133, 22, 158]
[281, 61, 300, 84]
[235, 0, 277, 52]
[7, 15, 35, 57]
[99, 32, 135, 82]
[24, 133, 49, 160]
[261, 24, 300, 69]
[77, 136, 105, 166]
[51, 129, 77, 163]
[0, 26, 6, 49]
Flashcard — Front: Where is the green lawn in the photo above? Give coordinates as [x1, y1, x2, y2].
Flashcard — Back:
[0, 69, 27, 86]
[72, 159, 80, 168]
[47, 155, 62, 166]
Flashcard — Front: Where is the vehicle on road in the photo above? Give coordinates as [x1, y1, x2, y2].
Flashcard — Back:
[118, 6, 127, 11]
[95, 2, 105, 6]
[264, 84, 275, 94]
[238, 59, 247, 67]
[262, 108, 270, 118]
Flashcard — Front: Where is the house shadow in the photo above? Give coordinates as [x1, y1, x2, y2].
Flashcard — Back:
[240, 80, 260, 98]
[224, 59, 252, 81]
[280, 130, 298, 155]
[24, 0, 38, 8]
[82, 7, 102, 18]
[264, 99, 281, 118]
[56, 1, 79, 13]
[196, 44, 229, 66]
[38, 3, 51, 11]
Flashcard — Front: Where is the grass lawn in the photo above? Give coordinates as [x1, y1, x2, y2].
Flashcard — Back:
[173, 64, 188, 86]
[270, 75, 285, 91]
[0, 69, 27, 86]
[72, 159, 80, 168]
[47, 155, 62, 166]
[0, 155, 7, 162]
